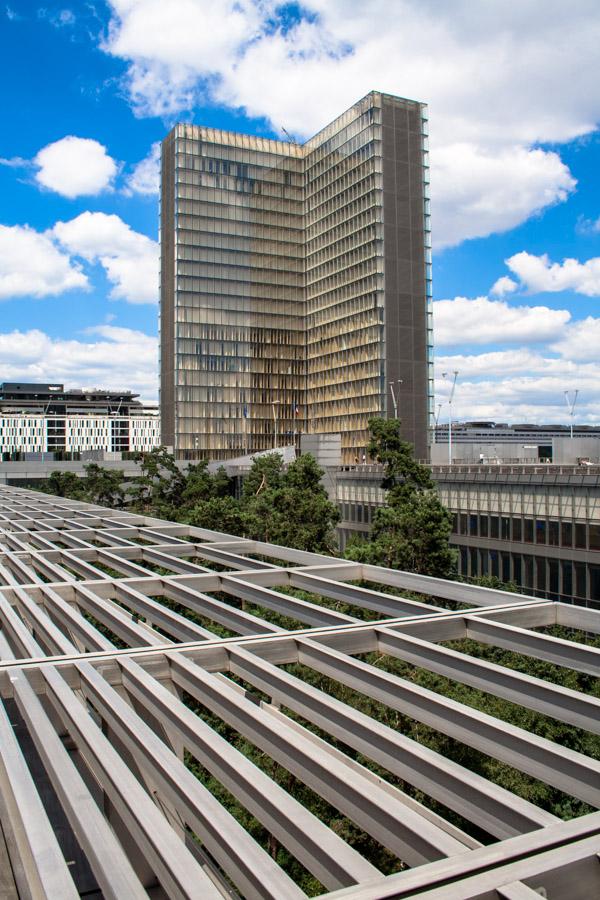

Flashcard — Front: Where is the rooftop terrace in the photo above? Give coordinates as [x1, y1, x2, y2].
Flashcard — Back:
[0, 485, 599, 898]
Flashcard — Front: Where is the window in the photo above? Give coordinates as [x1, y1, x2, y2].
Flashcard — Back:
[513, 555, 522, 587]
[574, 562, 587, 599]
[535, 520, 546, 544]
[512, 518, 522, 542]
[535, 557, 547, 593]
[590, 566, 600, 602]
[523, 519, 534, 543]
[523, 555, 534, 589]
[575, 523, 587, 549]
[548, 559, 559, 598]
[589, 524, 600, 551]
[490, 550, 499, 578]
[561, 521, 572, 547]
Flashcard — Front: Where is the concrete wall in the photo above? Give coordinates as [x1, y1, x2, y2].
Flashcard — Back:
[300, 434, 342, 467]
[552, 437, 600, 464]
[430, 442, 539, 465]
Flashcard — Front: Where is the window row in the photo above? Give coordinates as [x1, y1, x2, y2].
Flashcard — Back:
[453, 512, 600, 551]
[457, 545, 600, 606]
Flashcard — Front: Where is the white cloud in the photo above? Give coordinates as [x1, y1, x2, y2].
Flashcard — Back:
[0, 224, 88, 300]
[433, 301, 600, 423]
[432, 145, 575, 249]
[434, 348, 600, 424]
[103, 0, 262, 116]
[101, 1, 600, 247]
[53, 212, 159, 303]
[126, 141, 161, 195]
[490, 275, 518, 298]
[34, 136, 118, 198]
[576, 215, 600, 235]
[550, 316, 600, 361]
[505, 251, 600, 297]
[433, 296, 571, 346]
[0, 326, 158, 402]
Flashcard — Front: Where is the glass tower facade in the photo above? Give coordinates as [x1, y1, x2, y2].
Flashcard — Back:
[161, 92, 431, 462]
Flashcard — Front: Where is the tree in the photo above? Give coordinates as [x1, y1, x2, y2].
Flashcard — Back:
[185, 495, 245, 534]
[240, 452, 340, 553]
[83, 463, 125, 507]
[43, 470, 87, 500]
[345, 418, 456, 577]
[180, 461, 241, 533]
[127, 446, 187, 516]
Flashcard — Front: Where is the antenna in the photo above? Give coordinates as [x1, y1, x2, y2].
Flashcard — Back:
[564, 389, 579, 440]
[281, 127, 295, 143]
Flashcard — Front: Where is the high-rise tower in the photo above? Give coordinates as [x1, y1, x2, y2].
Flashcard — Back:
[160, 91, 432, 462]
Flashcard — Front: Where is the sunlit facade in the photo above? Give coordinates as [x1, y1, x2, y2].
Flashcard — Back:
[161, 92, 432, 462]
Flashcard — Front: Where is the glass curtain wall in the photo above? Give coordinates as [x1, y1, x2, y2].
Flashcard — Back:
[161, 93, 430, 462]
[164, 125, 305, 458]
[304, 94, 385, 461]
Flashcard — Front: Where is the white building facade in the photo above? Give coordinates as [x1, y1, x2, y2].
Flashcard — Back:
[0, 413, 160, 455]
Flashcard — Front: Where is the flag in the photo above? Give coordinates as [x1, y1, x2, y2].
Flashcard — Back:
[243, 405, 248, 418]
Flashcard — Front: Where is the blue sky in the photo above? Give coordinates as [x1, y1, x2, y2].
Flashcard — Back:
[1, 1, 599, 425]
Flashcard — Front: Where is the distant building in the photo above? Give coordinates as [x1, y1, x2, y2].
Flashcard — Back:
[0, 383, 159, 457]
[160, 91, 432, 463]
[335, 460, 600, 609]
[434, 421, 600, 460]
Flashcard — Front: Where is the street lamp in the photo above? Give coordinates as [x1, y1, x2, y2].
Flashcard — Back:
[442, 371, 459, 465]
[389, 379, 403, 419]
[564, 390, 579, 440]
[272, 400, 281, 450]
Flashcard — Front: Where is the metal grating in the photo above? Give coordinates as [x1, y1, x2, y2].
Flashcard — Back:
[0, 484, 599, 899]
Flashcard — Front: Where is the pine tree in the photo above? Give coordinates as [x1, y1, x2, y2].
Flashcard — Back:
[345, 418, 456, 577]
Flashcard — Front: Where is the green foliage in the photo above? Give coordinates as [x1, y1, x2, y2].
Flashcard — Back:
[240, 453, 339, 552]
[126, 446, 187, 516]
[345, 418, 456, 577]
[83, 463, 125, 507]
[42, 470, 87, 499]
[38, 447, 338, 553]
[40, 465, 125, 506]
[184, 495, 245, 534]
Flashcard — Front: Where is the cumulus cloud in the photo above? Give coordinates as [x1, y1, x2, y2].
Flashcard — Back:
[101, 0, 600, 247]
[126, 141, 161, 195]
[0, 326, 158, 402]
[0, 224, 88, 300]
[432, 145, 575, 249]
[34, 136, 118, 198]
[433, 293, 600, 422]
[53, 212, 159, 303]
[505, 251, 600, 297]
[433, 296, 571, 346]
[550, 316, 600, 361]
[434, 347, 600, 424]
[490, 275, 518, 298]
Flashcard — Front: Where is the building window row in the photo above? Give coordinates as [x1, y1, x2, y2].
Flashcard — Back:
[453, 512, 600, 552]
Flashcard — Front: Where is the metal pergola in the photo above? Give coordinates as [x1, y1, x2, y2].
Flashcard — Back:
[0, 484, 599, 899]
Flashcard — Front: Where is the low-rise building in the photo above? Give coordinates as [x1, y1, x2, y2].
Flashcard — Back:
[335, 461, 600, 609]
[0, 382, 160, 457]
